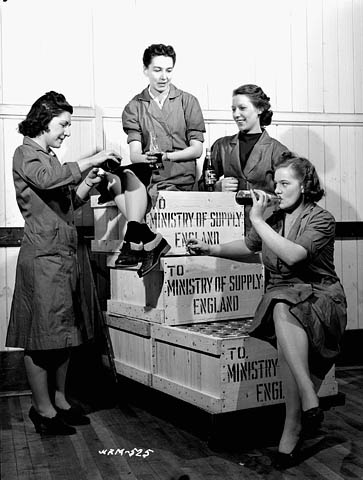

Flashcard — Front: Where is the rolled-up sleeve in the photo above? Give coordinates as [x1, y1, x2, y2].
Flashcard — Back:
[245, 226, 262, 252]
[122, 101, 143, 144]
[295, 210, 335, 259]
[183, 93, 205, 143]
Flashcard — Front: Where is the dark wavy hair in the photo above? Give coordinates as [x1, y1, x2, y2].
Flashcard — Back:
[18, 91, 73, 138]
[275, 151, 325, 203]
[143, 44, 176, 68]
[232, 84, 273, 127]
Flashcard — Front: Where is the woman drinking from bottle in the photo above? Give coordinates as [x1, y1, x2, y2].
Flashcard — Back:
[188, 152, 347, 468]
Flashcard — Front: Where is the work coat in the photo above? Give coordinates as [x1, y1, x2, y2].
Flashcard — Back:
[6, 137, 92, 350]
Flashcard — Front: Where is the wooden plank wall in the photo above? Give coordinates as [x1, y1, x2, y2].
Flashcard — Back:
[0, 0, 362, 349]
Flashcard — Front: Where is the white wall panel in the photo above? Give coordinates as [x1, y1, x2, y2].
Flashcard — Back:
[274, 0, 293, 112]
[1, 0, 363, 345]
[103, 118, 129, 164]
[337, 0, 355, 114]
[323, 0, 340, 113]
[1, 118, 24, 227]
[353, 0, 363, 112]
[307, 0, 324, 112]
[1, 0, 94, 107]
[324, 126, 342, 220]
[291, 2, 308, 112]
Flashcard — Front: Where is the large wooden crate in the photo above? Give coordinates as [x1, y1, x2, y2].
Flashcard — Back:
[108, 256, 264, 325]
[106, 314, 152, 386]
[91, 192, 245, 255]
[105, 314, 337, 414]
[151, 323, 337, 414]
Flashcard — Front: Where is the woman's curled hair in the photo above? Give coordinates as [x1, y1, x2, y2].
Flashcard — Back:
[232, 84, 273, 126]
[18, 91, 73, 138]
[275, 151, 325, 203]
[143, 44, 176, 68]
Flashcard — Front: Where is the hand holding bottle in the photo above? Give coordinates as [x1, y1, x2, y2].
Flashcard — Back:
[249, 189, 272, 224]
[146, 133, 164, 171]
[218, 176, 239, 192]
[186, 237, 211, 256]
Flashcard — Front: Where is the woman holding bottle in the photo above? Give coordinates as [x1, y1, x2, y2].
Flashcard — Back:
[199, 84, 288, 230]
[103, 43, 205, 277]
[6, 91, 121, 435]
[189, 152, 347, 468]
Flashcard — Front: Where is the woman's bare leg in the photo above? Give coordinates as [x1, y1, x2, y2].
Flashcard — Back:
[24, 354, 56, 418]
[277, 343, 302, 453]
[108, 171, 148, 224]
[54, 356, 72, 410]
[123, 171, 148, 222]
[273, 302, 318, 412]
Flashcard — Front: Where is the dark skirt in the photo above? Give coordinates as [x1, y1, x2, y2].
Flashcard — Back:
[248, 280, 347, 378]
[96, 163, 153, 204]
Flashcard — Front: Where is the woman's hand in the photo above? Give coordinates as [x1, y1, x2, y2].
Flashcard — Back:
[145, 151, 161, 165]
[217, 176, 239, 192]
[186, 237, 211, 256]
[85, 167, 106, 188]
[90, 150, 122, 168]
[77, 150, 122, 173]
[249, 189, 269, 224]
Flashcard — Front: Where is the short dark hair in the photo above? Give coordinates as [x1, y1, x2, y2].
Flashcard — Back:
[232, 84, 272, 127]
[18, 91, 73, 138]
[275, 151, 325, 203]
[142, 44, 176, 68]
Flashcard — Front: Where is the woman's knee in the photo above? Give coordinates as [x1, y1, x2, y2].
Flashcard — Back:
[273, 302, 291, 323]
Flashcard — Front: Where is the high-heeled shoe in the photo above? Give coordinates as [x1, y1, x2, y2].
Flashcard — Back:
[302, 406, 324, 433]
[29, 407, 76, 435]
[273, 437, 303, 469]
[55, 405, 90, 426]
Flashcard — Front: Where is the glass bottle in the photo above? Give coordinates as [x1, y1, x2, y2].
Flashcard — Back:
[235, 189, 279, 205]
[204, 148, 217, 192]
[149, 133, 164, 171]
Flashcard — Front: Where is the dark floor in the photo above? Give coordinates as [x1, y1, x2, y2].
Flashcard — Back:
[1, 365, 362, 480]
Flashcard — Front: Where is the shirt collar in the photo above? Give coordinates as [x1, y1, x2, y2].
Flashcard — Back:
[23, 136, 56, 156]
[138, 83, 181, 102]
[148, 85, 170, 108]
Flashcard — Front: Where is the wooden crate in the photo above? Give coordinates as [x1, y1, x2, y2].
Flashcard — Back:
[106, 314, 152, 386]
[91, 192, 245, 255]
[146, 191, 245, 255]
[151, 322, 337, 414]
[107, 256, 264, 325]
[105, 315, 337, 414]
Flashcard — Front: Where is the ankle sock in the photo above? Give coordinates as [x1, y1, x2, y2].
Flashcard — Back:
[139, 223, 157, 244]
[124, 221, 142, 243]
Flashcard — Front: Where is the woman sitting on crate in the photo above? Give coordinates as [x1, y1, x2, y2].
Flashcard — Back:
[188, 151, 347, 468]
[98, 43, 205, 277]
[198, 84, 288, 232]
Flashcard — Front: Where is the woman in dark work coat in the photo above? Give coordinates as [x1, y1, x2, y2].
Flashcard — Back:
[6, 91, 121, 435]
[188, 152, 347, 468]
[199, 84, 288, 232]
